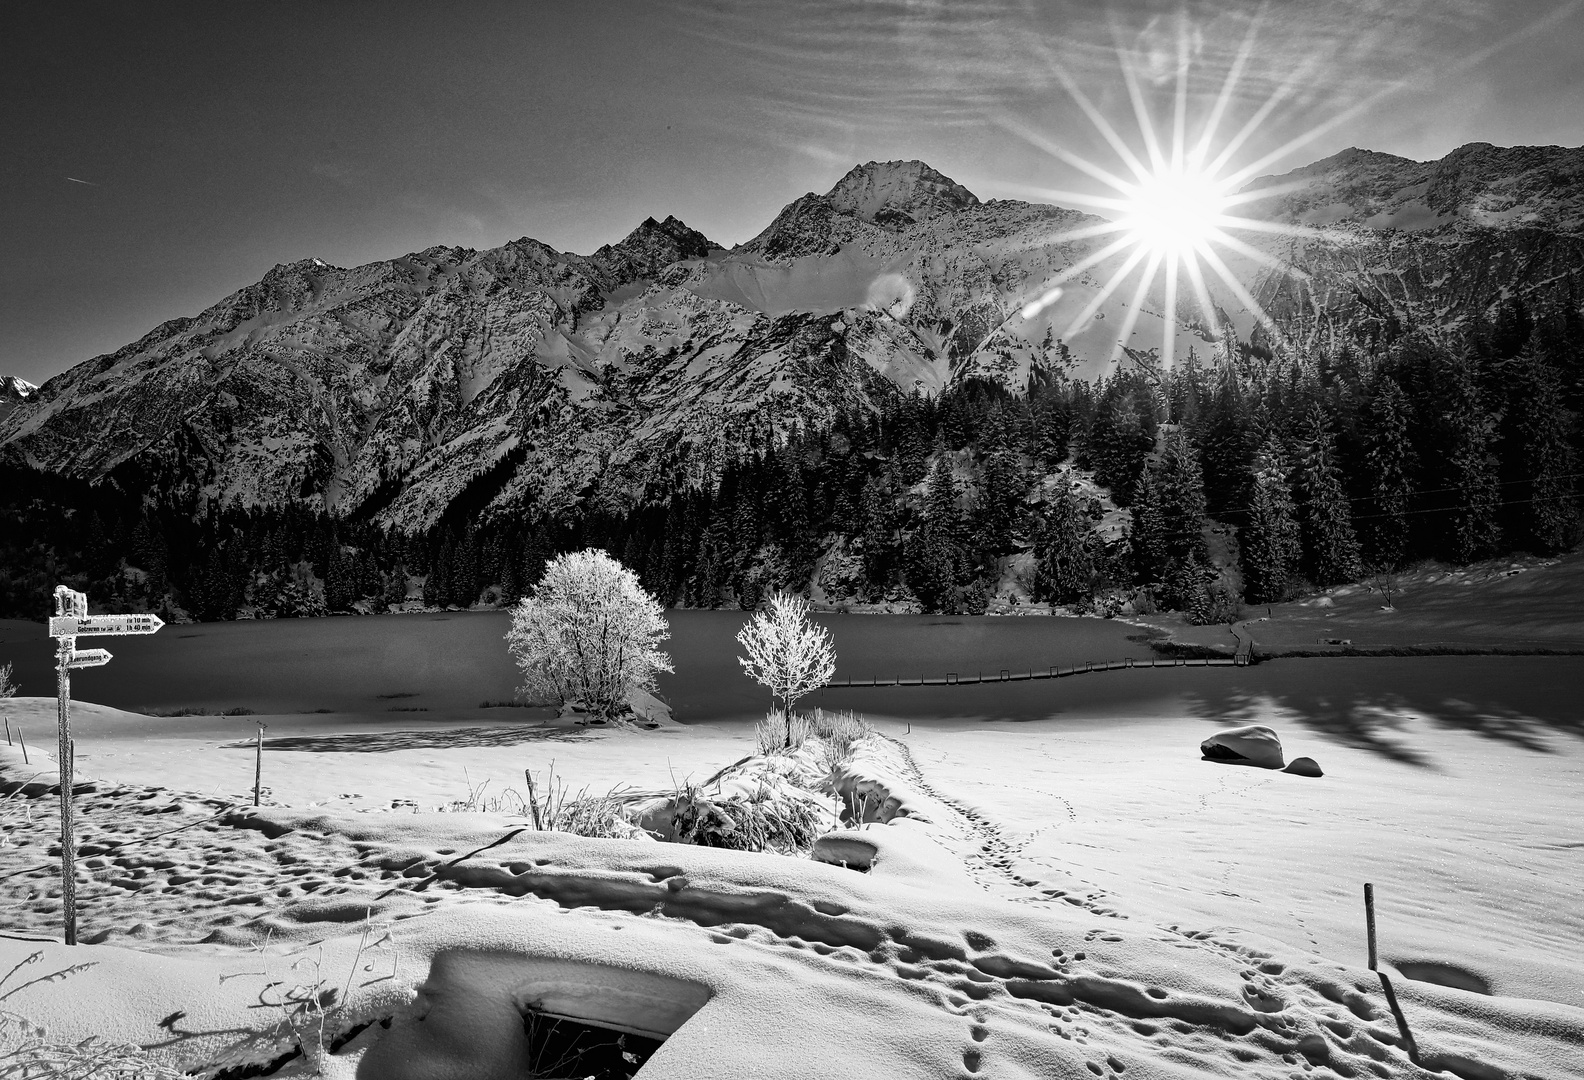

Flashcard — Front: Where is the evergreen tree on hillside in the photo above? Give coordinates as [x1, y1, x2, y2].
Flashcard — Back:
[1295, 406, 1363, 586]
[1128, 465, 1168, 587]
[977, 448, 1024, 562]
[1443, 351, 1503, 564]
[1199, 367, 1253, 519]
[1158, 431, 1210, 564]
[324, 544, 355, 611]
[1155, 430, 1212, 609]
[1241, 437, 1302, 604]
[1509, 347, 1580, 553]
[906, 457, 969, 613]
[857, 474, 894, 596]
[1360, 375, 1417, 568]
[1033, 489, 1096, 604]
[1086, 382, 1156, 506]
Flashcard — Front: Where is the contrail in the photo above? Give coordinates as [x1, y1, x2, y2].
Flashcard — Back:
[64, 177, 96, 185]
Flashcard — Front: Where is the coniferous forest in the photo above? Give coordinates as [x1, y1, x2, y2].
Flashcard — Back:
[2, 296, 1579, 623]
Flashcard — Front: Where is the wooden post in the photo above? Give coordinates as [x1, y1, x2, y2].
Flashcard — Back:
[16, 727, 26, 764]
[56, 635, 77, 947]
[4, 715, 10, 744]
[525, 769, 543, 830]
[1364, 882, 1378, 970]
[253, 723, 265, 806]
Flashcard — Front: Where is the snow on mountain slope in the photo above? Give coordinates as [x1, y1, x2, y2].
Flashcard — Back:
[0, 374, 35, 424]
[3, 148, 1580, 531]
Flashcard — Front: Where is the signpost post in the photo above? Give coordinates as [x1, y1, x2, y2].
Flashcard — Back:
[47, 586, 163, 946]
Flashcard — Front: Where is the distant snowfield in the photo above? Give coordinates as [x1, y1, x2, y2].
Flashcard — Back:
[1, 652, 1581, 1078]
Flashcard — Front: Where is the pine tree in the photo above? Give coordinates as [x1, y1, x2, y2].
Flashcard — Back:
[1295, 406, 1363, 586]
[1361, 375, 1416, 569]
[977, 448, 1024, 562]
[1241, 437, 1302, 604]
[1033, 489, 1095, 604]
[1157, 430, 1210, 566]
[1199, 366, 1253, 519]
[1087, 385, 1155, 505]
[325, 544, 355, 612]
[1129, 464, 1168, 586]
[907, 457, 969, 613]
[1510, 347, 1580, 553]
[857, 475, 893, 597]
[1443, 351, 1502, 564]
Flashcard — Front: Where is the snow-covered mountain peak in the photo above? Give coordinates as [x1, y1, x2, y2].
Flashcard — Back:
[1, 376, 36, 400]
[588, 215, 716, 288]
[824, 160, 980, 229]
[0, 375, 36, 424]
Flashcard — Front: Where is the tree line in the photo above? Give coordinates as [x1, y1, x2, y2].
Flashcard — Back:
[1, 294, 1578, 622]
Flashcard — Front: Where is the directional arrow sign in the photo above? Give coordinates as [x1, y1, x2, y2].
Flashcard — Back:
[67, 648, 112, 669]
[49, 613, 164, 638]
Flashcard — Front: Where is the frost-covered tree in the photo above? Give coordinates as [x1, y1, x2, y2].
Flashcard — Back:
[506, 549, 673, 722]
[0, 661, 15, 701]
[736, 590, 836, 725]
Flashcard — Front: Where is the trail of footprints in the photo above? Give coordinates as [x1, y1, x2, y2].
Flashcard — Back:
[883, 735, 1122, 918]
[2, 779, 1430, 1079]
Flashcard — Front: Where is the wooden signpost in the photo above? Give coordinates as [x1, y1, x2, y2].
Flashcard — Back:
[47, 585, 163, 945]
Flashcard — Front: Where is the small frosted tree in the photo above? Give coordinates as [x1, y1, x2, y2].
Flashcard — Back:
[736, 591, 836, 724]
[506, 549, 673, 723]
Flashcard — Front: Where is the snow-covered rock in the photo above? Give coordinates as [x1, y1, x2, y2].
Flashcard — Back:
[1200, 724, 1286, 769]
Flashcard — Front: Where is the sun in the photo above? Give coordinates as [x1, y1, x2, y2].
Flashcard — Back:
[987, 12, 1330, 373]
[1120, 166, 1231, 259]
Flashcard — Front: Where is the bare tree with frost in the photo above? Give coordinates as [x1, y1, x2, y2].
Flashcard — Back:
[736, 591, 836, 726]
[506, 550, 672, 723]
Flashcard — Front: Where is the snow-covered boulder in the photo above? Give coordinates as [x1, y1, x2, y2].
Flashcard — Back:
[1200, 724, 1285, 769]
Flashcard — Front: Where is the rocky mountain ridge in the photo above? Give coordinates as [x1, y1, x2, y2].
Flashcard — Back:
[3, 146, 1581, 535]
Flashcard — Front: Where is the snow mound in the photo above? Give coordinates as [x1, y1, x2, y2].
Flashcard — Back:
[1200, 724, 1286, 769]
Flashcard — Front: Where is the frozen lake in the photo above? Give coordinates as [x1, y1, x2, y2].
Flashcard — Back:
[0, 610, 1166, 719]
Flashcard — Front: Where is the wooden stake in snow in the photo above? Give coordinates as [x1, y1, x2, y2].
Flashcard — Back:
[253, 722, 267, 806]
[47, 586, 164, 946]
[17, 726, 27, 764]
[1364, 882, 1378, 970]
[525, 768, 543, 830]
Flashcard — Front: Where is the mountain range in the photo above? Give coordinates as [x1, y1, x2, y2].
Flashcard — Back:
[3, 143, 1581, 534]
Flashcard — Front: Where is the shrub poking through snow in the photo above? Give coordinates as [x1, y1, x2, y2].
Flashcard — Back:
[1, 954, 189, 1078]
[755, 710, 814, 755]
[809, 708, 871, 768]
[667, 778, 831, 854]
[445, 767, 653, 840]
[736, 591, 836, 732]
[506, 549, 673, 724]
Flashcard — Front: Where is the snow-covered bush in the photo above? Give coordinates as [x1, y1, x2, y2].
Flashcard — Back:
[506, 549, 673, 723]
[667, 778, 832, 854]
[736, 591, 836, 721]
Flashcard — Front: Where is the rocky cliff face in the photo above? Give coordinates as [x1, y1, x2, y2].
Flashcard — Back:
[3, 148, 1580, 533]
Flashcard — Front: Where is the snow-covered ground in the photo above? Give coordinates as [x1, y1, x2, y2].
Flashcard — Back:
[2, 647, 1580, 1078]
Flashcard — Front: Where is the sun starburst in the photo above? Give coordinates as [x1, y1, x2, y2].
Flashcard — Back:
[994, 12, 1326, 375]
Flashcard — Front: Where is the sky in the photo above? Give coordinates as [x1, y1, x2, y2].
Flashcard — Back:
[3, 0, 1582, 387]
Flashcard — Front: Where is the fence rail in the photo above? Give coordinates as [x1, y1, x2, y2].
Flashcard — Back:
[826, 654, 1244, 689]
